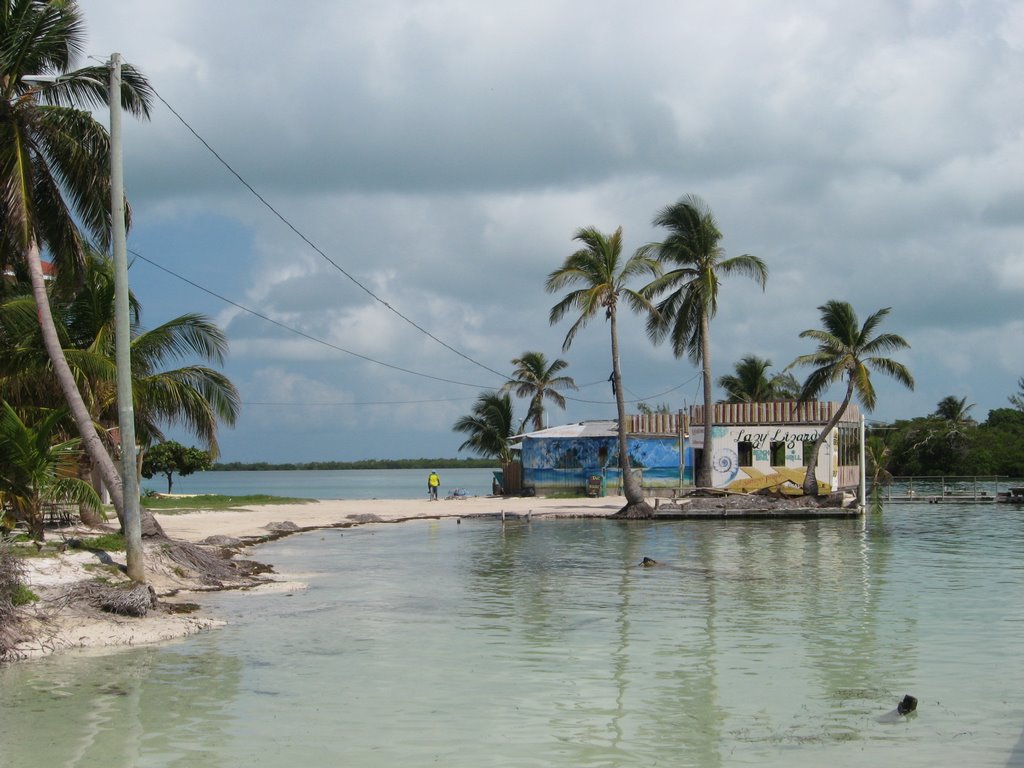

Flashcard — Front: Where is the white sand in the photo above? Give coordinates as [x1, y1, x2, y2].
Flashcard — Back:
[156, 494, 623, 542]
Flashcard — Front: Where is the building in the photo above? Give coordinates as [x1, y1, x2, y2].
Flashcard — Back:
[519, 401, 862, 496]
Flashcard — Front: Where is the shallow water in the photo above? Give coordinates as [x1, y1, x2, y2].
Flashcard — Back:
[3, 503, 1023, 767]
[140, 467, 498, 500]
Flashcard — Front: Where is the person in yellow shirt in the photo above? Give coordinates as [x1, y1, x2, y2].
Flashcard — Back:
[427, 471, 440, 501]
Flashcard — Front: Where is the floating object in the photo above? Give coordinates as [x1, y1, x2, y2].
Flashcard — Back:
[640, 557, 658, 567]
[897, 694, 918, 715]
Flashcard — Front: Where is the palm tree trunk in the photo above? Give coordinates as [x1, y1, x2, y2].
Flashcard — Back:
[697, 312, 714, 489]
[609, 308, 653, 518]
[27, 242, 125, 517]
[26, 242, 165, 541]
[802, 380, 854, 496]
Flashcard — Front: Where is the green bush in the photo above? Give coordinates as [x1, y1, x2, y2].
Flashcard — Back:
[11, 584, 37, 606]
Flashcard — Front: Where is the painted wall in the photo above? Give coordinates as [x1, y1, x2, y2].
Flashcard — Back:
[692, 425, 835, 491]
[521, 435, 684, 493]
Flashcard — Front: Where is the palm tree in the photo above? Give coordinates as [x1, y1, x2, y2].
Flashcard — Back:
[1, 0, 153, 528]
[546, 226, 659, 518]
[718, 354, 798, 403]
[787, 301, 914, 496]
[58, 253, 240, 464]
[933, 395, 975, 428]
[865, 434, 892, 514]
[0, 254, 239, 528]
[640, 195, 768, 488]
[501, 351, 577, 433]
[453, 391, 516, 462]
[0, 401, 102, 541]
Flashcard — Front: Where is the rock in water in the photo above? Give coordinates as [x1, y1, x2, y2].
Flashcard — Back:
[897, 694, 918, 715]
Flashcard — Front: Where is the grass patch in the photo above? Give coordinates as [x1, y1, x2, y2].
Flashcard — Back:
[72, 533, 126, 552]
[12, 585, 38, 606]
[141, 494, 311, 512]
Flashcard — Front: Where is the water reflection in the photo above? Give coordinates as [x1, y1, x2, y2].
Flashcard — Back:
[2, 508, 1022, 767]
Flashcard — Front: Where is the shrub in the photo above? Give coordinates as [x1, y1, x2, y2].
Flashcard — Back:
[1, 537, 28, 656]
[71, 533, 126, 552]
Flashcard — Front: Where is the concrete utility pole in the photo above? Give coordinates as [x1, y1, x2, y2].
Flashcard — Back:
[109, 53, 145, 582]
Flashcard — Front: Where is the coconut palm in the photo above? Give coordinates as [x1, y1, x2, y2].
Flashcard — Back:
[933, 395, 975, 428]
[640, 195, 768, 488]
[66, 254, 239, 463]
[787, 300, 914, 496]
[501, 351, 577, 433]
[546, 226, 659, 518]
[0, 401, 102, 541]
[453, 391, 516, 463]
[717, 354, 804, 403]
[1, 0, 153, 527]
[1, 253, 239, 468]
[865, 434, 892, 514]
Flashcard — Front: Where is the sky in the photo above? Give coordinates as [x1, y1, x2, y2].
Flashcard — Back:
[76, 0, 1024, 462]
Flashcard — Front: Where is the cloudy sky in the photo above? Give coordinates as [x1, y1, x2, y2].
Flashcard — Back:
[78, 0, 1024, 462]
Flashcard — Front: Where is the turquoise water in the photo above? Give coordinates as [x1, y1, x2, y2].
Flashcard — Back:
[2, 504, 1023, 766]
[141, 468, 498, 500]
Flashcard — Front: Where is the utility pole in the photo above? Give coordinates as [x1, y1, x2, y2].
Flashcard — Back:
[109, 53, 145, 582]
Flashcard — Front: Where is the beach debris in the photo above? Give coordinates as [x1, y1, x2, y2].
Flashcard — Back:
[640, 557, 658, 567]
[202, 535, 243, 548]
[163, 540, 245, 584]
[264, 521, 300, 532]
[897, 694, 918, 715]
[63, 583, 156, 617]
[347, 514, 384, 523]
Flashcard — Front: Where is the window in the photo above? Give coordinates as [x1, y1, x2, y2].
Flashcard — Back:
[770, 441, 786, 467]
[802, 440, 816, 467]
[738, 441, 753, 467]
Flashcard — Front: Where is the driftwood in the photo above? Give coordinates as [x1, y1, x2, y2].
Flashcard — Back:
[62, 582, 157, 617]
[161, 540, 242, 584]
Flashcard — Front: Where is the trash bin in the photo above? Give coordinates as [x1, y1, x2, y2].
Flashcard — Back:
[586, 474, 605, 498]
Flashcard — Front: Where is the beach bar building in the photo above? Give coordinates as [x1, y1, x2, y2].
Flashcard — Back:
[519, 401, 862, 497]
[685, 401, 862, 494]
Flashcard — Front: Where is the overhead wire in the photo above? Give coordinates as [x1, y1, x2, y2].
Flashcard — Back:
[149, 84, 510, 383]
[142, 86, 701, 411]
[130, 249, 493, 390]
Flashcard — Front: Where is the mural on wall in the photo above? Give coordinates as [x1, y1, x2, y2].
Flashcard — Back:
[522, 435, 682, 491]
[711, 446, 740, 486]
[708, 425, 834, 494]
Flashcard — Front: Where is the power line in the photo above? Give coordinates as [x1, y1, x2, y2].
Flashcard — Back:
[150, 85, 510, 383]
[146, 86, 704, 410]
[135, 246, 698, 408]
[130, 249, 493, 389]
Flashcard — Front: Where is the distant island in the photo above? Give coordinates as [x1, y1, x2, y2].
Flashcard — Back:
[211, 458, 499, 471]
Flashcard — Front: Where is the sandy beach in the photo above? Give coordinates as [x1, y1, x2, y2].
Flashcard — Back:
[7, 495, 622, 662]
[156, 494, 622, 541]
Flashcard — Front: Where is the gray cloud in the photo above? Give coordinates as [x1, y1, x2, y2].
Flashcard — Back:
[77, 0, 1024, 460]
